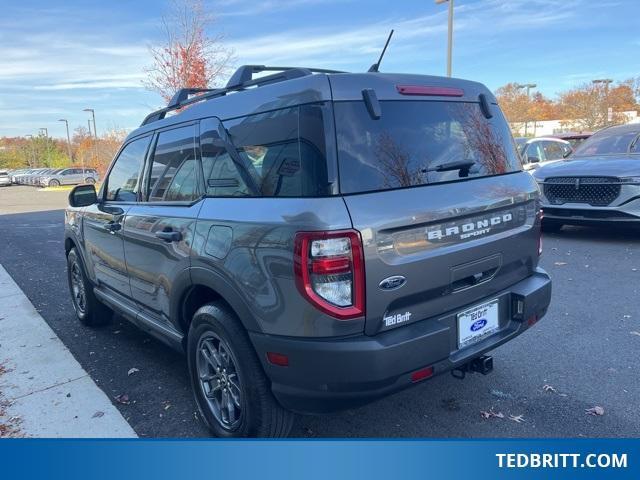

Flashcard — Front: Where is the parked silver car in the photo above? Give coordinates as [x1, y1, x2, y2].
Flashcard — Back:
[533, 124, 640, 230]
[40, 168, 99, 187]
[0, 170, 11, 186]
[515, 137, 572, 171]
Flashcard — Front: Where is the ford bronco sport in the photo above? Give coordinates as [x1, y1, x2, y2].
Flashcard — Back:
[64, 65, 552, 437]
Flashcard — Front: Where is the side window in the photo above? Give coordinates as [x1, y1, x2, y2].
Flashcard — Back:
[543, 141, 564, 160]
[525, 142, 543, 163]
[222, 104, 331, 197]
[147, 125, 199, 202]
[200, 118, 253, 197]
[105, 136, 151, 202]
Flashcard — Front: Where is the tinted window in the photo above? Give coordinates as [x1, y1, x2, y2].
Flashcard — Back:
[336, 101, 521, 194]
[105, 136, 150, 202]
[573, 129, 640, 156]
[542, 141, 565, 160]
[201, 118, 253, 197]
[524, 142, 543, 163]
[220, 104, 333, 197]
[147, 125, 199, 202]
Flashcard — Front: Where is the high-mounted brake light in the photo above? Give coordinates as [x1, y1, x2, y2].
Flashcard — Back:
[294, 230, 365, 320]
[396, 85, 464, 97]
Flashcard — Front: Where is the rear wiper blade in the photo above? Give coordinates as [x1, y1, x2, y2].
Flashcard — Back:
[428, 160, 476, 172]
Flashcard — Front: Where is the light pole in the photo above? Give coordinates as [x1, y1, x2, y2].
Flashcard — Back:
[58, 119, 74, 165]
[39, 127, 51, 166]
[25, 134, 36, 167]
[435, 0, 454, 77]
[515, 83, 537, 136]
[83, 108, 97, 138]
[83, 108, 98, 167]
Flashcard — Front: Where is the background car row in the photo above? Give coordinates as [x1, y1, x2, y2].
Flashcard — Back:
[6, 167, 99, 187]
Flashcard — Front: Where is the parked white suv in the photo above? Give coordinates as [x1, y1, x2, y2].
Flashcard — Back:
[515, 137, 572, 171]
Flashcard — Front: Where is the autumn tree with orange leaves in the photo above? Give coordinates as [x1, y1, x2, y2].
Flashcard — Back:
[144, 0, 235, 102]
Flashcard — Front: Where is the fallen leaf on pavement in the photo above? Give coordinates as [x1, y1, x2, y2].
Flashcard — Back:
[92, 411, 105, 418]
[114, 394, 130, 405]
[480, 409, 504, 419]
[509, 414, 525, 423]
[127, 367, 140, 376]
[543, 384, 557, 393]
[585, 406, 605, 416]
[630, 331, 640, 337]
[554, 262, 568, 266]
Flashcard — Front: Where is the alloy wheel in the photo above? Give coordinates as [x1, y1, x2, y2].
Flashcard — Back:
[196, 333, 243, 430]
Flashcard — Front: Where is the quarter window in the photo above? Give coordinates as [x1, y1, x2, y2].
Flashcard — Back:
[147, 125, 199, 202]
[105, 136, 151, 202]
[216, 104, 333, 197]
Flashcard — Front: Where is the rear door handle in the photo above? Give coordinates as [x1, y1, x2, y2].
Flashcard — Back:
[155, 230, 182, 242]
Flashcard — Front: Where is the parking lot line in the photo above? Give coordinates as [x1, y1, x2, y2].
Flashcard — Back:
[0, 264, 136, 438]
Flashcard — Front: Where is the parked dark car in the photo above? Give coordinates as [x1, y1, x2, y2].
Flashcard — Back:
[549, 131, 593, 149]
[534, 124, 640, 230]
[64, 65, 552, 437]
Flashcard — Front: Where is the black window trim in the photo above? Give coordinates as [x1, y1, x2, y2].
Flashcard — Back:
[101, 133, 154, 205]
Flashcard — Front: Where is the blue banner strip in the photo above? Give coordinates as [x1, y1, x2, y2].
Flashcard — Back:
[0, 439, 637, 479]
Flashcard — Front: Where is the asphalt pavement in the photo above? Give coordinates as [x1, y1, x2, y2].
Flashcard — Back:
[1, 185, 639, 437]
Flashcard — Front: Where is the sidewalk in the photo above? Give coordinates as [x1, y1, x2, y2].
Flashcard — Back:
[0, 264, 136, 438]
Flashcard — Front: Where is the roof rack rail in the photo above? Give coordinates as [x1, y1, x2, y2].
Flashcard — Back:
[140, 65, 346, 126]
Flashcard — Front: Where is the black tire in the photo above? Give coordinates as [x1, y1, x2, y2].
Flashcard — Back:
[48, 179, 60, 187]
[542, 219, 563, 233]
[66, 248, 112, 326]
[187, 302, 294, 438]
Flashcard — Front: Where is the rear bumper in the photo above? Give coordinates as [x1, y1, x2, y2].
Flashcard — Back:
[250, 268, 552, 414]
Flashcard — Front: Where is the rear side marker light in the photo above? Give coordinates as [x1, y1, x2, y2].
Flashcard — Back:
[294, 230, 365, 320]
[396, 85, 464, 97]
[267, 352, 289, 367]
[527, 315, 538, 327]
[411, 366, 434, 383]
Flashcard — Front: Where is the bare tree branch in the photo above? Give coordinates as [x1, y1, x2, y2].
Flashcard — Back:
[144, 0, 235, 102]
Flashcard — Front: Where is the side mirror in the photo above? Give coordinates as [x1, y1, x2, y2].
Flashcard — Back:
[527, 155, 541, 164]
[69, 184, 98, 207]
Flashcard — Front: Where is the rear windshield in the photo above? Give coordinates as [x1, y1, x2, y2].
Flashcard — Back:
[572, 129, 640, 156]
[336, 101, 521, 194]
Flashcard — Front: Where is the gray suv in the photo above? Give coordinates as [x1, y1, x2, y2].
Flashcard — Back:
[41, 167, 99, 187]
[64, 65, 552, 437]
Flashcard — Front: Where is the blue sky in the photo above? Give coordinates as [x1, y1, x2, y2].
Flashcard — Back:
[1, 0, 638, 138]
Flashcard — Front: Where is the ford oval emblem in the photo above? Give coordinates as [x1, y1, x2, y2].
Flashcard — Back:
[379, 275, 406, 291]
[470, 319, 487, 332]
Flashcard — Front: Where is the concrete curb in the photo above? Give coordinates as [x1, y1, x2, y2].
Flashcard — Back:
[0, 264, 137, 438]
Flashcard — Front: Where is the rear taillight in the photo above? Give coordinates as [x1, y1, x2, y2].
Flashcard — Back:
[294, 230, 365, 320]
